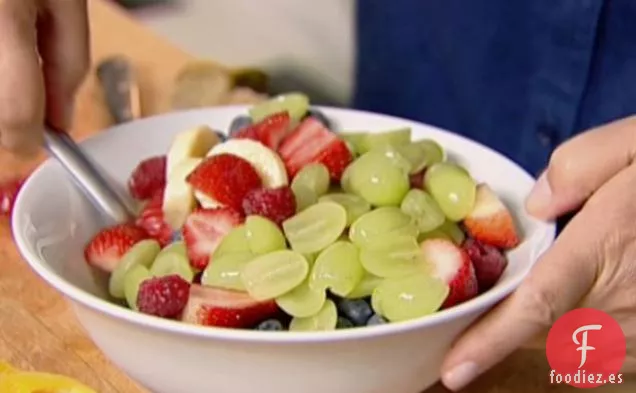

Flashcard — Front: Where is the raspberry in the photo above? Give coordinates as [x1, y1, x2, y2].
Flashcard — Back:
[128, 155, 167, 200]
[137, 275, 191, 318]
[242, 186, 296, 226]
[463, 238, 508, 292]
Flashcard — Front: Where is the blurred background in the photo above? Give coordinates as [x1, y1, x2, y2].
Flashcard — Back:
[119, 0, 355, 106]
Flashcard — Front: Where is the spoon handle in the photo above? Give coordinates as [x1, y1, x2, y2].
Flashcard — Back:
[43, 126, 136, 224]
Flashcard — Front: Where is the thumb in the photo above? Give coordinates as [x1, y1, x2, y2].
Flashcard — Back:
[526, 116, 636, 220]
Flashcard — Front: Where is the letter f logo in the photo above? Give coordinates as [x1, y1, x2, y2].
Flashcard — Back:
[572, 324, 603, 368]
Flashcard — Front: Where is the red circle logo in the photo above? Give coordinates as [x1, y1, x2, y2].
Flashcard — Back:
[546, 308, 626, 388]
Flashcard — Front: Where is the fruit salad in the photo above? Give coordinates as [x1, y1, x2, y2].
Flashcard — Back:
[84, 93, 521, 332]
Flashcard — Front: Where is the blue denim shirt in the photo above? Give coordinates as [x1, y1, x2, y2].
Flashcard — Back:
[353, 0, 636, 175]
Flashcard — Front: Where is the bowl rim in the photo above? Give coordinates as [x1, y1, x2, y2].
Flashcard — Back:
[12, 105, 556, 343]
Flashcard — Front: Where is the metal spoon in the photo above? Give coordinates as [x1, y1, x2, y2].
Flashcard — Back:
[43, 126, 136, 224]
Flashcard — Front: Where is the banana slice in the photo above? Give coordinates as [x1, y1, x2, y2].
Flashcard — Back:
[166, 125, 221, 177]
[163, 158, 203, 230]
[206, 139, 288, 188]
[0, 371, 97, 392]
[194, 191, 222, 209]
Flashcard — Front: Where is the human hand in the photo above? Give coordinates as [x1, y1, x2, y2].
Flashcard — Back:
[0, 0, 89, 156]
[440, 116, 636, 391]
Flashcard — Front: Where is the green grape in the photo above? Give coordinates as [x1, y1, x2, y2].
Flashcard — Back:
[282, 202, 347, 254]
[347, 150, 410, 206]
[345, 274, 384, 299]
[318, 193, 371, 226]
[124, 264, 152, 310]
[340, 164, 355, 194]
[275, 279, 326, 318]
[400, 189, 446, 233]
[303, 252, 319, 266]
[241, 250, 309, 300]
[438, 219, 466, 245]
[424, 162, 477, 221]
[414, 139, 445, 166]
[150, 250, 195, 282]
[359, 233, 424, 278]
[289, 299, 338, 332]
[201, 252, 254, 291]
[393, 139, 444, 174]
[161, 241, 187, 256]
[349, 207, 417, 247]
[339, 131, 368, 155]
[291, 183, 318, 212]
[248, 92, 310, 122]
[245, 216, 287, 255]
[417, 228, 451, 243]
[109, 239, 160, 299]
[393, 143, 428, 174]
[371, 273, 449, 322]
[370, 145, 412, 174]
[360, 127, 411, 154]
[310, 241, 364, 297]
[213, 225, 250, 258]
[292, 163, 330, 197]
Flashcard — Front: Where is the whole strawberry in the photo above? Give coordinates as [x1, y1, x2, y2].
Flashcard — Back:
[128, 155, 167, 200]
[187, 153, 262, 212]
[137, 275, 191, 318]
[242, 186, 296, 226]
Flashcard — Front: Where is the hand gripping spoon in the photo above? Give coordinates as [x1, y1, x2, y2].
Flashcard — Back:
[43, 125, 136, 224]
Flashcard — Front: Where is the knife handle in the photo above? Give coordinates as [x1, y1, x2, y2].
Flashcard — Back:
[96, 56, 141, 123]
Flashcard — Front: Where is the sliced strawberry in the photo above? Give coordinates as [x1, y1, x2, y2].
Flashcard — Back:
[182, 207, 244, 270]
[463, 237, 508, 292]
[128, 155, 167, 200]
[0, 178, 24, 217]
[136, 190, 173, 247]
[314, 138, 353, 181]
[242, 186, 296, 226]
[84, 223, 149, 273]
[186, 154, 262, 212]
[233, 112, 291, 150]
[137, 274, 191, 318]
[463, 183, 520, 249]
[278, 117, 340, 178]
[233, 125, 259, 141]
[181, 285, 279, 329]
[420, 238, 478, 308]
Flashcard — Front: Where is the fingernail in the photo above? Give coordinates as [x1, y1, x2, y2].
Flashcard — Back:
[442, 362, 479, 391]
[526, 171, 552, 214]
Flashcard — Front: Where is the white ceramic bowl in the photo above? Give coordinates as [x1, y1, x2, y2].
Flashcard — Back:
[12, 106, 555, 393]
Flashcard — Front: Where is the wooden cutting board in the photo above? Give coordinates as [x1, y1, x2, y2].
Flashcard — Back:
[0, 1, 633, 392]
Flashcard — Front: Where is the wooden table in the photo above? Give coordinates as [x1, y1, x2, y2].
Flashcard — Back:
[0, 1, 633, 392]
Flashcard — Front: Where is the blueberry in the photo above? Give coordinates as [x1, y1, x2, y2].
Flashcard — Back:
[214, 130, 227, 142]
[337, 298, 373, 326]
[228, 115, 252, 136]
[337, 316, 355, 329]
[171, 231, 183, 242]
[256, 319, 284, 331]
[305, 108, 333, 129]
[366, 313, 388, 326]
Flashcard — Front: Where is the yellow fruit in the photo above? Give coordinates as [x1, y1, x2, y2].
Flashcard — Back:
[0, 371, 97, 393]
